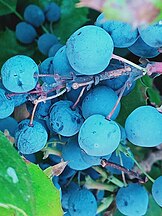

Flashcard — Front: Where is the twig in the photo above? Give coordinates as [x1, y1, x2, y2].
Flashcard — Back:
[119, 152, 127, 186]
[106, 81, 128, 120]
[101, 159, 148, 184]
[112, 54, 146, 72]
[29, 89, 66, 125]
[71, 86, 86, 110]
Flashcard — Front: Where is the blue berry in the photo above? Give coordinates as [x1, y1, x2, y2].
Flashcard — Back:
[106, 151, 134, 175]
[68, 188, 97, 216]
[37, 33, 59, 55]
[44, 2, 61, 22]
[48, 43, 63, 57]
[66, 25, 114, 75]
[49, 100, 84, 137]
[125, 106, 162, 147]
[62, 136, 90, 170]
[39, 57, 55, 84]
[24, 4, 45, 27]
[53, 46, 78, 78]
[0, 116, 18, 136]
[116, 183, 149, 216]
[0, 88, 14, 119]
[78, 114, 121, 156]
[1, 55, 39, 93]
[81, 85, 120, 120]
[16, 22, 37, 44]
[152, 176, 162, 207]
[15, 119, 48, 154]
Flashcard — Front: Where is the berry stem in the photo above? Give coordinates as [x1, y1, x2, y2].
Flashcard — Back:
[71, 86, 86, 110]
[41, 25, 49, 33]
[146, 62, 162, 75]
[101, 159, 148, 184]
[112, 54, 146, 73]
[6, 85, 65, 98]
[29, 100, 39, 126]
[29, 88, 66, 125]
[34, 74, 56, 77]
[92, 166, 125, 187]
[119, 145, 155, 183]
[126, 151, 155, 183]
[106, 80, 128, 120]
[50, 22, 54, 34]
[119, 152, 127, 186]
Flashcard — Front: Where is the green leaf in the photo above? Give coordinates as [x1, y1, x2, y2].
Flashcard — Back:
[27, 163, 63, 216]
[116, 79, 147, 126]
[0, 207, 18, 216]
[0, 0, 17, 16]
[0, 29, 35, 69]
[141, 75, 161, 106]
[0, 132, 35, 215]
[0, 132, 63, 216]
[54, 0, 89, 43]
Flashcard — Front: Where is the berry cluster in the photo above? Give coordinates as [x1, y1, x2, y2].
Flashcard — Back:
[16, 3, 63, 56]
[0, 7, 162, 216]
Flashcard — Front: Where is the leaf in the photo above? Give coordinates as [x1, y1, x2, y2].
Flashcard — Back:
[0, 0, 17, 16]
[116, 79, 147, 126]
[0, 207, 18, 216]
[44, 161, 68, 178]
[0, 132, 63, 216]
[141, 75, 161, 105]
[0, 29, 35, 69]
[54, 0, 89, 43]
[27, 163, 63, 216]
[0, 132, 35, 215]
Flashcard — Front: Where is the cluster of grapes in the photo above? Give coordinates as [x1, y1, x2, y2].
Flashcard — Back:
[96, 13, 162, 59]
[16, 2, 63, 57]
[0, 8, 162, 216]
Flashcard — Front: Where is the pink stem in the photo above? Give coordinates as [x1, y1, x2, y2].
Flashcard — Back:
[146, 62, 162, 75]
[71, 86, 86, 110]
[106, 82, 127, 120]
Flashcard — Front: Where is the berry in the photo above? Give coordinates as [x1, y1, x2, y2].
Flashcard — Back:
[16, 22, 37, 44]
[1, 55, 39, 93]
[15, 119, 48, 154]
[24, 4, 45, 27]
[116, 183, 149, 216]
[66, 25, 114, 75]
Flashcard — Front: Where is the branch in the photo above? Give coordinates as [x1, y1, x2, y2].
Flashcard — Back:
[101, 159, 148, 183]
